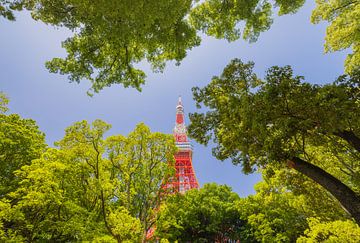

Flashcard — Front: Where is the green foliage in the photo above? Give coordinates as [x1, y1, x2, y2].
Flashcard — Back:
[107, 207, 142, 243]
[0, 107, 356, 242]
[156, 183, 243, 242]
[235, 163, 350, 242]
[261, 165, 348, 222]
[189, 59, 360, 172]
[0, 121, 176, 242]
[275, 0, 306, 15]
[2, 1, 358, 88]
[189, 0, 305, 42]
[0, 112, 46, 196]
[312, 0, 360, 73]
[1, 0, 305, 92]
[297, 218, 360, 242]
[155, 171, 348, 242]
[189, 59, 261, 171]
[189, 59, 360, 222]
[104, 122, 177, 235]
[190, 0, 358, 72]
[238, 182, 308, 242]
[189, 0, 270, 42]
[0, 92, 9, 113]
[0, 0, 22, 20]
[305, 144, 360, 194]
[16, 0, 200, 94]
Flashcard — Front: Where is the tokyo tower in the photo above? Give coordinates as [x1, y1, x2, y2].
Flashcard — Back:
[165, 96, 199, 193]
[147, 97, 200, 240]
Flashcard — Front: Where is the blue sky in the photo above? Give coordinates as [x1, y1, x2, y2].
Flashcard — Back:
[0, 1, 348, 197]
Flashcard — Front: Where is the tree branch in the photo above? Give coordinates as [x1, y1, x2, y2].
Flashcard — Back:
[288, 156, 360, 225]
[334, 130, 360, 153]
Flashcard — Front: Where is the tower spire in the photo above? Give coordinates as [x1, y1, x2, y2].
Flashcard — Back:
[165, 96, 199, 193]
[178, 95, 182, 106]
[174, 96, 188, 142]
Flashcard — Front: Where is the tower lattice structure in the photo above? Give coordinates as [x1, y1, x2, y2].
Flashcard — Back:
[146, 97, 200, 240]
[166, 96, 199, 193]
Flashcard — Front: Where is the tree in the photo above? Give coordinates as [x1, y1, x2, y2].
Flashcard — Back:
[237, 182, 308, 242]
[191, 0, 359, 73]
[188, 59, 360, 224]
[0, 94, 47, 240]
[4, 0, 201, 94]
[189, 0, 305, 42]
[104, 123, 176, 241]
[0, 121, 176, 242]
[0, 112, 46, 196]
[237, 164, 350, 242]
[261, 164, 349, 222]
[297, 218, 360, 243]
[156, 183, 243, 242]
[5, 0, 357, 93]
[0, 0, 307, 93]
[0, 0, 21, 20]
[311, 0, 360, 74]
[0, 92, 9, 113]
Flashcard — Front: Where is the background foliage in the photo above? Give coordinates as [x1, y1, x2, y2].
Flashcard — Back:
[1, 0, 358, 93]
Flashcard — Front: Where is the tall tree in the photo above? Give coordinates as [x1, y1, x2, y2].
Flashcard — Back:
[104, 123, 176, 241]
[237, 181, 308, 242]
[0, 1, 306, 93]
[237, 164, 349, 242]
[5, 1, 358, 92]
[189, 0, 305, 42]
[297, 218, 360, 242]
[188, 59, 360, 224]
[311, 0, 360, 74]
[8, 0, 201, 94]
[0, 121, 176, 242]
[0, 110, 46, 196]
[156, 183, 243, 242]
[191, 0, 359, 73]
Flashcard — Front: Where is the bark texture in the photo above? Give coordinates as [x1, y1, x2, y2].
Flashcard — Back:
[288, 157, 360, 225]
[335, 130, 360, 153]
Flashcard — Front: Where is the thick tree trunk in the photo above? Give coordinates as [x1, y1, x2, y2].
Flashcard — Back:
[288, 157, 360, 225]
[334, 130, 360, 153]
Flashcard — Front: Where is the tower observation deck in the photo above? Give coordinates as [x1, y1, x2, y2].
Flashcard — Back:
[166, 96, 199, 193]
[146, 97, 200, 240]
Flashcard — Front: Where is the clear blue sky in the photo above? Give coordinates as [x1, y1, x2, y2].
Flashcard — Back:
[0, 2, 348, 197]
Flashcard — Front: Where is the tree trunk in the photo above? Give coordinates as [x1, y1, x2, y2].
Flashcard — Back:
[288, 157, 360, 225]
[334, 130, 360, 153]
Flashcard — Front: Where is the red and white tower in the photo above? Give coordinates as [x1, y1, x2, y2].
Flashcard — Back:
[146, 97, 200, 240]
[167, 96, 199, 193]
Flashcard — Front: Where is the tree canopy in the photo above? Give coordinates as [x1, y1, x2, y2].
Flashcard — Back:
[0, 92, 8, 113]
[1, 0, 360, 240]
[2, 0, 357, 93]
[297, 218, 360, 242]
[188, 59, 360, 223]
[0, 111, 46, 196]
[3, 0, 201, 94]
[0, 120, 176, 242]
[311, 0, 360, 74]
[156, 183, 243, 242]
[237, 164, 349, 242]
[0, 101, 358, 241]
[156, 167, 351, 242]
